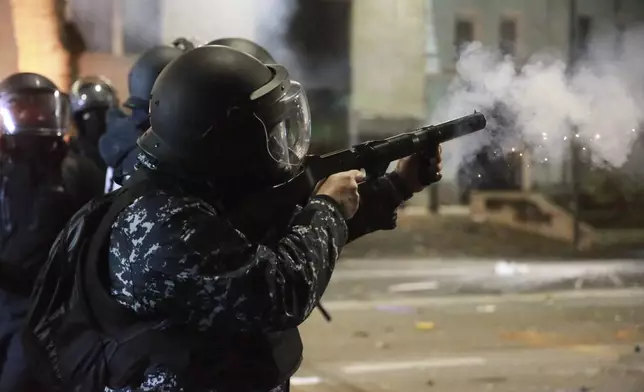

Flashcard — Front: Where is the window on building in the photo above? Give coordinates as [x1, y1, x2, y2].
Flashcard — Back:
[499, 17, 517, 57]
[577, 15, 592, 53]
[454, 18, 474, 57]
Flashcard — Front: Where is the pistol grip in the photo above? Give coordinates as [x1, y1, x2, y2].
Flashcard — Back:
[418, 145, 441, 187]
[365, 163, 389, 182]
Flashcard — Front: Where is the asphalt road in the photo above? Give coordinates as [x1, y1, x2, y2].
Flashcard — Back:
[291, 258, 644, 392]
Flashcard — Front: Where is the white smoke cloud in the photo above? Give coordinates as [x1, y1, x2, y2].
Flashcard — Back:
[252, 0, 304, 79]
[433, 26, 644, 179]
[161, 0, 299, 74]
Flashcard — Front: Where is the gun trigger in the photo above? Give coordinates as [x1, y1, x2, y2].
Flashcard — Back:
[418, 146, 439, 186]
[365, 163, 388, 181]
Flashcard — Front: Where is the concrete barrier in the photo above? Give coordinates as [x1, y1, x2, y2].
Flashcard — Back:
[592, 228, 644, 248]
[469, 191, 644, 250]
[469, 191, 595, 250]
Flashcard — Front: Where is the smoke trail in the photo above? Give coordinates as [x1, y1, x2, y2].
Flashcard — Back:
[251, 0, 301, 77]
[433, 26, 644, 180]
[161, 0, 300, 74]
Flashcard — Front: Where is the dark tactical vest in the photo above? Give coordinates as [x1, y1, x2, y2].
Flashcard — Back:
[0, 158, 76, 297]
[23, 176, 303, 391]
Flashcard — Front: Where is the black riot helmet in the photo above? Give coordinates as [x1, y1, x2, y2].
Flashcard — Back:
[124, 45, 183, 110]
[69, 75, 118, 114]
[172, 37, 196, 52]
[138, 45, 311, 195]
[207, 38, 276, 64]
[0, 72, 70, 161]
[0, 72, 70, 137]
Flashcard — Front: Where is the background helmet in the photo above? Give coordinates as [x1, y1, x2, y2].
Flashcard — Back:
[0, 72, 70, 137]
[172, 37, 196, 52]
[138, 45, 311, 195]
[207, 37, 276, 64]
[70, 76, 118, 114]
[124, 45, 183, 110]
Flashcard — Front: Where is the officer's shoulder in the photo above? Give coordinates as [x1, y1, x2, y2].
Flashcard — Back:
[118, 188, 218, 229]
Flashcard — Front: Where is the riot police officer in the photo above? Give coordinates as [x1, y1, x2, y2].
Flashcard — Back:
[69, 75, 121, 173]
[0, 72, 104, 391]
[94, 45, 442, 391]
[99, 45, 183, 192]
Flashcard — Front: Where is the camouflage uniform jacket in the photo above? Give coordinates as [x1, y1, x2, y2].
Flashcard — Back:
[104, 172, 412, 392]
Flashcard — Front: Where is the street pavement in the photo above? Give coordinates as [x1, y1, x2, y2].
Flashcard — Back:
[291, 258, 644, 392]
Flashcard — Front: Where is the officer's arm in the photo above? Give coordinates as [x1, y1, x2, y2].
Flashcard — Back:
[151, 196, 347, 332]
[345, 172, 413, 243]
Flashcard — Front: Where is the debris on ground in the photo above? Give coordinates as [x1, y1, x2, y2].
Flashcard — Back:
[375, 340, 389, 349]
[353, 330, 369, 338]
[349, 284, 365, 297]
[616, 325, 644, 340]
[415, 321, 436, 331]
[495, 260, 530, 276]
[544, 294, 555, 306]
[376, 305, 417, 314]
[388, 281, 439, 293]
[471, 376, 508, 384]
[476, 304, 497, 313]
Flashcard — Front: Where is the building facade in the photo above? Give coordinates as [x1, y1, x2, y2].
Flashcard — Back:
[0, 0, 70, 89]
[350, 0, 644, 205]
[349, 0, 427, 144]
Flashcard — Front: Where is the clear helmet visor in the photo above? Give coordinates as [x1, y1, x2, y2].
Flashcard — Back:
[265, 81, 311, 168]
[0, 91, 70, 136]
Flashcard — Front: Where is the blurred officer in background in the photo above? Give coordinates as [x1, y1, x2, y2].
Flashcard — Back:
[0, 72, 104, 391]
[99, 45, 183, 192]
[69, 75, 122, 174]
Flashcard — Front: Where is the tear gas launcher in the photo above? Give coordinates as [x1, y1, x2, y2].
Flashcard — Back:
[231, 111, 487, 322]
[302, 111, 487, 187]
[235, 111, 487, 230]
